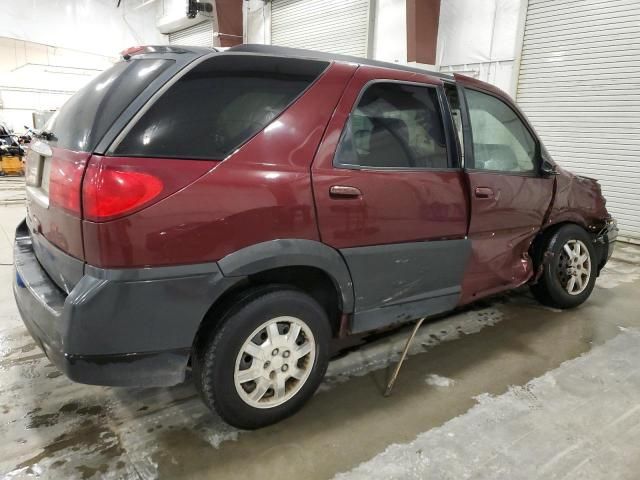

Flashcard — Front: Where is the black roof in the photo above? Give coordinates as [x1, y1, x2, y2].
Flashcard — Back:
[228, 44, 452, 80]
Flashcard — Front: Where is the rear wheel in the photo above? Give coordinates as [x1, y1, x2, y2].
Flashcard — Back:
[193, 286, 330, 429]
[531, 224, 597, 309]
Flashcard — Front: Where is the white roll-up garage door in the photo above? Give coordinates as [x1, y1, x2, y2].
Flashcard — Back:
[169, 21, 215, 47]
[271, 0, 371, 57]
[517, 0, 640, 240]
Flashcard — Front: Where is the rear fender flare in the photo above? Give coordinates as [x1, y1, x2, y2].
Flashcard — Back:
[217, 239, 355, 313]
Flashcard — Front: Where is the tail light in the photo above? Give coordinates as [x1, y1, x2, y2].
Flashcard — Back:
[83, 165, 163, 221]
[82, 156, 215, 222]
[49, 156, 86, 215]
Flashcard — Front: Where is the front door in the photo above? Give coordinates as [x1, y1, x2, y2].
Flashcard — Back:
[312, 66, 471, 333]
[453, 81, 555, 303]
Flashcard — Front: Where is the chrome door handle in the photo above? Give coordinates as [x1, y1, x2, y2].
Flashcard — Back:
[329, 185, 362, 199]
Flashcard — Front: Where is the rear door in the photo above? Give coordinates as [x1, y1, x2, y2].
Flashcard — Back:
[312, 66, 471, 333]
[451, 79, 555, 303]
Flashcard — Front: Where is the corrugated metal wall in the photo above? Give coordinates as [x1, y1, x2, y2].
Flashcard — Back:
[271, 0, 371, 57]
[517, 0, 640, 239]
[169, 21, 215, 47]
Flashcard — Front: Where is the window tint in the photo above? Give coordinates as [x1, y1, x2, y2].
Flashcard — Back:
[45, 59, 173, 152]
[114, 55, 328, 159]
[465, 89, 537, 173]
[334, 82, 448, 169]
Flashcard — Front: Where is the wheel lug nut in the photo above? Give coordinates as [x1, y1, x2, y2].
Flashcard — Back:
[272, 348, 279, 356]
[281, 365, 289, 372]
[283, 351, 290, 358]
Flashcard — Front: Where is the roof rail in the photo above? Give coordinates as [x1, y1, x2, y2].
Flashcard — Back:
[228, 44, 451, 80]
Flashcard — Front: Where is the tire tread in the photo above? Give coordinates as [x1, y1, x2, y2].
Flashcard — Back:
[192, 285, 329, 429]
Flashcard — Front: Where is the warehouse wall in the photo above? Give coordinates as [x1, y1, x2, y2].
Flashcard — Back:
[243, 0, 407, 63]
[372, 0, 407, 63]
[0, 0, 168, 130]
[436, 0, 526, 96]
[243, 0, 523, 91]
[0, 0, 165, 57]
[244, 0, 271, 44]
[516, 0, 640, 240]
[0, 38, 114, 130]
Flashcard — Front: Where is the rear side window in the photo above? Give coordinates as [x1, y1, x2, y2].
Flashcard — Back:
[114, 55, 329, 159]
[334, 82, 448, 169]
[45, 59, 173, 152]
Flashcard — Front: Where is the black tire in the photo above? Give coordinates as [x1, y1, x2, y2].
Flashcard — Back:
[530, 224, 597, 309]
[192, 286, 331, 429]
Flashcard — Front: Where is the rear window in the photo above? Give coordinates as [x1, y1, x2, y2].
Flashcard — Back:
[45, 59, 173, 152]
[113, 55, 329, 160]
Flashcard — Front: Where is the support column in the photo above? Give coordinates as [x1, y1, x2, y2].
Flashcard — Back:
[215, 0, 244, 47]
[407, 0, 441, 65]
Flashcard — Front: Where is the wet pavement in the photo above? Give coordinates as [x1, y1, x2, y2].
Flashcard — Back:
[0, 177, 25, 206]
[0, 179, 639, 478]
[337, 327, 640, 480]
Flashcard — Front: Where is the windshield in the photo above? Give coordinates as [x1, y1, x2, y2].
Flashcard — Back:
[45, 58, 173, 152]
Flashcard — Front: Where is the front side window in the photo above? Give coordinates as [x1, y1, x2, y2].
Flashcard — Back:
[114, 55, 328, 159]
[334, 82, 448, 169]
[465, 89, 537, 173]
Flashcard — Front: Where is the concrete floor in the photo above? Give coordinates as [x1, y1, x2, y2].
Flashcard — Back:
[1, 178, 639, 479]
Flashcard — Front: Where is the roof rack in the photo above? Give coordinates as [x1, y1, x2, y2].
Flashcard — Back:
[228, 44, 452, 80]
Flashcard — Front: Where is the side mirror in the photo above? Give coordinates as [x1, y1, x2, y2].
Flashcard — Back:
[541, 158, 558, 177]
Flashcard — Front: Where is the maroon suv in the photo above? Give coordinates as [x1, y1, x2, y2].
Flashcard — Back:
[14, 44, 617, 429]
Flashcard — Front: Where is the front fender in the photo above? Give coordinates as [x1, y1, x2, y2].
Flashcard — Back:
[547, 167, 608, 228]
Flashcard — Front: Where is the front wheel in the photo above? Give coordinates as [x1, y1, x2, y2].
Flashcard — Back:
[193, 286, 330, 429]
[531, 224, 597, 309]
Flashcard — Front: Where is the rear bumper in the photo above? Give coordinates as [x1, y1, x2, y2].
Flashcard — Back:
[15, 278, 190, 386]
[13, 219, 239, 387]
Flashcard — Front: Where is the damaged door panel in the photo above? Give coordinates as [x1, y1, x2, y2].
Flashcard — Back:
[453, 79, 555, 303]
[311, 66, 471, 333]
[461, 172, 554, 303]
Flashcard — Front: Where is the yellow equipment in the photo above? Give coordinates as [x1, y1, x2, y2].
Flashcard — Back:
[0, 155, 24, 176]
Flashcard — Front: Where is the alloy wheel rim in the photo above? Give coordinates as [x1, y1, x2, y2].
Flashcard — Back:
[558, 239, 591, 296]
[234, 316, 316, 409]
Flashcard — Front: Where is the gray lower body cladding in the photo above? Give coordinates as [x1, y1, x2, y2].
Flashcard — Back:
[13, 220, 240, 387]
[341, 239, 472, 333]
[15, 218, 472, 387]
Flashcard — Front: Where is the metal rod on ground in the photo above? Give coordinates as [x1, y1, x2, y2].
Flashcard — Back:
[384, 317, 426, 397]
